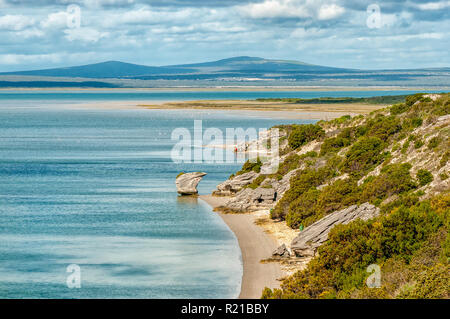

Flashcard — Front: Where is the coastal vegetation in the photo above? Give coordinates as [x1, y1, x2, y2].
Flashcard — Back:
[256, 95, 409, 105]
[263, 193, 448, 299]
[262, 93, 449, 299]
[225, 93, 449, 299]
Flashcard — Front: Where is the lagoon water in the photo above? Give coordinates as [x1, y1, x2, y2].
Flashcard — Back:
[0, 89, 440, 298]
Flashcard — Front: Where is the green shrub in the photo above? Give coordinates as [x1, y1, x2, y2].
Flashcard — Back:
[401, 140, 410, 154]
[286, 188, 320, 228]
[405, 93, 425, 106]
[285, 178, 361, 228]
[428, 136, 441, 149]
[320, 137, 349, 156]
[417, 169, 433, 186]
[365, 115, 402, 140]
[246, 174, 267, 189]
[275, 153, 300, 177]
[343, 137, 384, 176]
[271, 166, 333, 220]
[440, 151, 449, 167]
[236, 158, 262, 175]
[411, 117, 423, 128]
[360, 163, 416, 203]
[299, 151, 318, 159]
[414, 139, 424, 149]
[381, 201, 444, 262]
[390, 103, 409, 115]
[288, 124, 325, 149]
[401, 263, 449, 299]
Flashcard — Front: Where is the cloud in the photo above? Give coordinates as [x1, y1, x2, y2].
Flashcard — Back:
[41, 11, 69, 29]
[0, 14, 35, 30]
[416, 1, 450, 10]
[318, 4, 345, 20]
[64, 27, 108, 43]
[238, 0, 345, 21]
[239, 0, 311, 19]
[0, 0, 448, 71]
[0, 53, 62, 65]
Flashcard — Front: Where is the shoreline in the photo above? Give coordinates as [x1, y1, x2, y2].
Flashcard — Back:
[199, 195, 286, 299]
[67, 100, 383, 120]
[1, 85, 448, 92]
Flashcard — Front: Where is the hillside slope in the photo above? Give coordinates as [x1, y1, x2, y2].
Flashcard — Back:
[213, 93, 449, 299]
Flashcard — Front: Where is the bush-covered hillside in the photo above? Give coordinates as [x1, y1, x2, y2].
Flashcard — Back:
[270, 93, 449, 229]
[230, 93, 448, 299]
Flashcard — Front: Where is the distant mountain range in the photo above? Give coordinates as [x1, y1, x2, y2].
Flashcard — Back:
[0, 57, 449, 87]
[1, 57, 352, 78]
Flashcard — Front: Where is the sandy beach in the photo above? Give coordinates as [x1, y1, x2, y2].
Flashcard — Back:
[70, 99, 383, 120]
[199, 195, 286, 299]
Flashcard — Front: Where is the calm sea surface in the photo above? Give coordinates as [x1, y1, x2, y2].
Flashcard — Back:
[0, 89, 443, 298]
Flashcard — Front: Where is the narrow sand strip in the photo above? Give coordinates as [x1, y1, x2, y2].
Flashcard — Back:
[199, 195, 285, 299]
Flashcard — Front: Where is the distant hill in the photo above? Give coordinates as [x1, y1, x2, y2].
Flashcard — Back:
[0, 57, 353, 79]
[1, 61, 194, 78]
[0, 56, 448, 87]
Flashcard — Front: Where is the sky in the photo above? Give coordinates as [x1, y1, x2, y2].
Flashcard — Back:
[0, 0, 449, 71]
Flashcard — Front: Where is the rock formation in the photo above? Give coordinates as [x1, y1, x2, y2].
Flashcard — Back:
[213, 171, 258, 196]
[272, 243, 291, 258]
[222, 187, 277, 212]
[175, 172, 207, 195]
[291, 203, 380, 257]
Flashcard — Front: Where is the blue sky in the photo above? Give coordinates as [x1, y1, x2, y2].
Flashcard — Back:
[0, 0, 449, 71]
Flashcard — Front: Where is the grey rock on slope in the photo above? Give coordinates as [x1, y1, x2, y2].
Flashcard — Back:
[176, 172, 207, 195]
[213, 171, 258, 196]
[224, 187, 277, 212]
[291, 203, 380, 257]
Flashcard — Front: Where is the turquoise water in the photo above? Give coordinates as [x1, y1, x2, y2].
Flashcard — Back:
[0, 100, 316, 298]
[0, 89, 446, 104]
[0, 88, 444, 299]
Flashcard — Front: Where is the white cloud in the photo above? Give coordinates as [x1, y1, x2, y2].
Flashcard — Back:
[0, 53, 62, 65]
[416, 1, 450, 10]
[239, 0, 311, 19]
[317, 4, 345, 20]
[17, 27, 45, 38]
[41, 11, 70, 29]
[82, 0, 135, 8]
[0, 14, 35, 31]
[116, 7, 194, 25]
[238, 0, 344, 20]
[64, 27, 108, 43]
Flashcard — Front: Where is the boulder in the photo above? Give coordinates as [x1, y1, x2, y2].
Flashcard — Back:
[176, 172, 207, 195]
[272, 243, 291, 258]
[213, 171, 258, 196]
[291, 203, 380, 257]
[224, 187, 277, 212]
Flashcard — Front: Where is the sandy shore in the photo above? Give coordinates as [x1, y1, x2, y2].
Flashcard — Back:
[199, 195, 286, 299]
[70, 99, 381, 120]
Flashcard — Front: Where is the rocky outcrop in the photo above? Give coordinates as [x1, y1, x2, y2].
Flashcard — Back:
[291, 203, 380, 257]
[213, 171, 258, 196]
[272, 244, 291, 258]
[222, 187, 277, 212]
[176, 172, 207, 195]
[270, 168, 300, 197]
